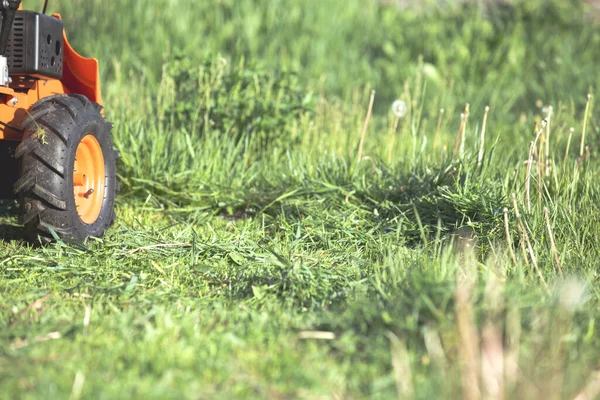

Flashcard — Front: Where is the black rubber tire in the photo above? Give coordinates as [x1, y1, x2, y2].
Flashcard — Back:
[14, 94, 117, 242]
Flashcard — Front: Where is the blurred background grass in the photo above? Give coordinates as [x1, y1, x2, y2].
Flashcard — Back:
[52, 0, 600, 112]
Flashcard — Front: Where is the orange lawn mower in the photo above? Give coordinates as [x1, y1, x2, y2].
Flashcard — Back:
[0, 0, 117, 242]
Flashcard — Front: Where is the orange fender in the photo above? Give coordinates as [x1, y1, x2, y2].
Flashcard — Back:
[53, 14, 103, 106]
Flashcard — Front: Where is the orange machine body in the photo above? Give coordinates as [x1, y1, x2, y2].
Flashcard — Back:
[0, 12, 102, 141]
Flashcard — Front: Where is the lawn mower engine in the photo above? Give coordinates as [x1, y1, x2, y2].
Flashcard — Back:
[5, 8, 65, 80]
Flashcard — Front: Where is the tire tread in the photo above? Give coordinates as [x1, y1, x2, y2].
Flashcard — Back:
[15, 94, 117, 242]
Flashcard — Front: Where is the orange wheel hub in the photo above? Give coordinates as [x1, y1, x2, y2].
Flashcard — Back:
[73, 134, 105, 224]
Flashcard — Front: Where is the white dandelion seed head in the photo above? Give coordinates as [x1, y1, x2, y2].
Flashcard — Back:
[542, 105, 553, 117]
[557, 278, 588, 313]
[391, 100, 408, 118]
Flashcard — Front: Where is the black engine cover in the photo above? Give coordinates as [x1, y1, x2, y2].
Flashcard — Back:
[4, 11, 64, 80]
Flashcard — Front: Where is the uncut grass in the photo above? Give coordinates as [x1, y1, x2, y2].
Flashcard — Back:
[1, 0, 600, 399]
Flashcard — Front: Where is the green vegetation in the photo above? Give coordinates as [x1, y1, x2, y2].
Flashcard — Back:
[1, 0, 600, 398]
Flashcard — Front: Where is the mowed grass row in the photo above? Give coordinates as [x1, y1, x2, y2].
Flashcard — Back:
[1, 0, 600, 399]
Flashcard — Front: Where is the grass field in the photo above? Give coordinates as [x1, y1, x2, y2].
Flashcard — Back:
[1, 0, 600, 398]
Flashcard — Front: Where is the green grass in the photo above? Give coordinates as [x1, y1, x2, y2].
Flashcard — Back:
[1, 0, 600, 398]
